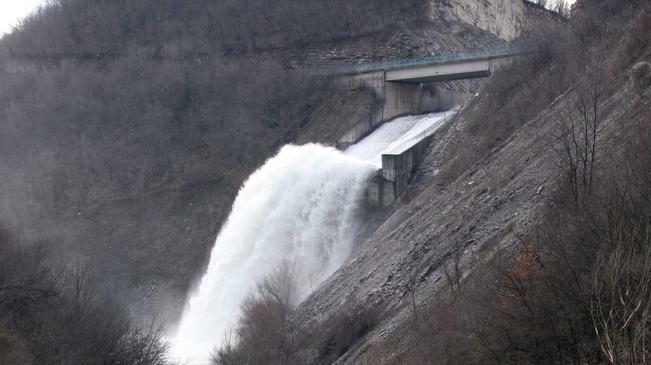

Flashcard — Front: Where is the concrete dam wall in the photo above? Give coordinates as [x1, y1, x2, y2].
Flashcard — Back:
[336, 72, 468, 149]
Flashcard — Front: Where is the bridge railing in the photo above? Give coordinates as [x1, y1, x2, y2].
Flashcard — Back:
[332, 46, 531, 75]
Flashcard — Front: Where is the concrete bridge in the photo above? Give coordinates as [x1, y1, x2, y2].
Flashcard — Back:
[339, 47, 523, 81]
[335, 47, 526, 150]
[385, 58, 493, 83]
[333, 47, 527, 207]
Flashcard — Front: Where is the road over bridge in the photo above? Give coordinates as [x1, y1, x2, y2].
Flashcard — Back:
[338, 47, 527, 83]
[335, 47, 527, 149]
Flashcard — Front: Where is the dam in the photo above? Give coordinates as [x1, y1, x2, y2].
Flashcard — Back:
[333, 47, 524, 207]
[169, 111, 455, 363]
[347, 111, 456, 208]
[171, 48, 516, 363]
[334, 47, 523, 149]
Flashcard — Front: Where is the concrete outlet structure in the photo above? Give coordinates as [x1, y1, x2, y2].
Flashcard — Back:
[366, 133, 436, 208]
[335, 50, 522, 208]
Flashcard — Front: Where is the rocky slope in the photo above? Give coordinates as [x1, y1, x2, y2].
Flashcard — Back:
[292, 79, 557, 364]
[288, 5, 651, 362]
[429, 0, 529, 41]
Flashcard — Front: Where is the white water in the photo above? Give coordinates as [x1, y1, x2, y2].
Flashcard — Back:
[170, 111, 456, 363]
[346, 109, 456, 166]
[171, 144, 376, 363]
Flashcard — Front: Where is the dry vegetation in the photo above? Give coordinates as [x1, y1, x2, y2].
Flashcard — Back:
[0, 0, 422, 363]
[0, 232, 170, 365]
[1, 0, 649, 364]
[172, 1, 651, 364]
[400, 1, 651, 364]
[212, 262, 380, 365]
[4, 0, 423, 59]
[0, 44, 335, 322]
[212, 263, 300, 365]
[0, 0, 423, 331]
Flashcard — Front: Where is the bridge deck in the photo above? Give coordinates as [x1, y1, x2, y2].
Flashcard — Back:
[336, 46, 528, 75]
[385, 59, 492, 83]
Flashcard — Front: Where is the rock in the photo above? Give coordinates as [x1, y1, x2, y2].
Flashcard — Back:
[631, 62, 651, 92]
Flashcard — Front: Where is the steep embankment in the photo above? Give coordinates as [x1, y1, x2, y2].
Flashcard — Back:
[288, 3, 651, 363]
[292, 76, 559, 364]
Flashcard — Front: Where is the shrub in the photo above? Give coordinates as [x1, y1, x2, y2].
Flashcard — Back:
[316, 305, 379, 364]
[212, 263, 299, 365]
[591, 222, 651, 365]
[469, 67, 651, 365]
[0, 233, 171, 365]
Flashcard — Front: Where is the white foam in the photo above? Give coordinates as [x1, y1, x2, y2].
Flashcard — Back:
[345, 109, 456, 166]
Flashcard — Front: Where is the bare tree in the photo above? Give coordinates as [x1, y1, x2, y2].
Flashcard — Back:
[592, 222, 651, 365]
[213, 261, 299, 365]
[552, 80, 602, 206]
[66, 262, 97, 315]
[408, 266, 420, 333]
[443, 245, 464, 296]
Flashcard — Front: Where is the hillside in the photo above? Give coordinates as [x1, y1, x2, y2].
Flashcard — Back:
[0, 0, 541, 323]
[286, 2, 651, 363]
[1, 0, 649, 364]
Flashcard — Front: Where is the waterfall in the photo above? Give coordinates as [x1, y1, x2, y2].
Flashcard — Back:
[170, 111, 455, 362]
[171, 143, 376, 362]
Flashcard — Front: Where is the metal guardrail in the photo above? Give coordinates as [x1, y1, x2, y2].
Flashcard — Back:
[333, 46, 531, 75]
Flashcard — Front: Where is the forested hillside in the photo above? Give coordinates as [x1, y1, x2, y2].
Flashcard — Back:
[4, 0, 422, 58]
[0, 0, 425, 341]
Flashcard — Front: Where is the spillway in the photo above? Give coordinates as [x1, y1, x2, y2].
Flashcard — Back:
[346, 109, 455, 165]
[170, 110, 455, 363]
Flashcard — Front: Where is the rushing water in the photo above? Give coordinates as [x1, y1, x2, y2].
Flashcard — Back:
[171, 111, 454, 363]
[170, 144, 375, 362]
